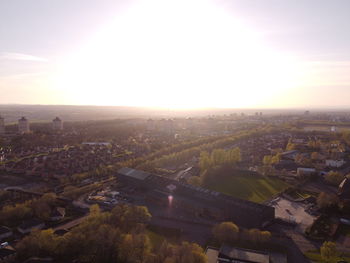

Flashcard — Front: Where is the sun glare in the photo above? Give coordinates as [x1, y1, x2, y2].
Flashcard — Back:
[53, 0, 303, 108]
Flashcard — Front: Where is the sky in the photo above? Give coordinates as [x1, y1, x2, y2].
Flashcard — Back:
[1, 0, 350, 109]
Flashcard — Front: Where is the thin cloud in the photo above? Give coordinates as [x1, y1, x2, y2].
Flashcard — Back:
[0, 52, 48, 62]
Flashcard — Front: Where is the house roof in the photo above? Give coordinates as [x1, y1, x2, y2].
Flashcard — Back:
[0, 226, 12, 235]
[219, 245, 270, 263]
[118, 167, 151, 181]
[23, 257, 53, 263]
[18, 218, 44, 230]
[0, 248, 16, 259]
[205, 247, 219, 263]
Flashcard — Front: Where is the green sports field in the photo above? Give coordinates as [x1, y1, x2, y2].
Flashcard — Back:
[207, 175, 290, 203]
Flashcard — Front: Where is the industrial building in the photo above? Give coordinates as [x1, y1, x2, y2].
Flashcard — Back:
[116, 167, 275, 228]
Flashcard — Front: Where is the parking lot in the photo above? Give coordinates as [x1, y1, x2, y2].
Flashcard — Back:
[269, 197, 316, 232]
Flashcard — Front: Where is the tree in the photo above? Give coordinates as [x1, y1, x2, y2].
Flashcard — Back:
[212, 222, 239, 244]
[199, 151, 212, 172]
[263, 155, 272, 166]
[16, 229, 59, 260]
[286, 141, 296, 151]
[324, 171, 344, 186]
[0, 201, 32, 226]
[342, 131, 350, 146]
[317, 192, 339, 209]
[172, 242, 207, 263]
[320, 241, 337, 262]
[110, 204, 151, 231]
[311, 152, 319, 161]
[118, 233, 152, 263]
[187, 176, 202, 186]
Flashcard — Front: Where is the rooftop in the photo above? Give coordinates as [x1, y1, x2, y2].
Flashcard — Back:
[18, 218, 44, 230]
[118, 167, 152, 181]
[206, 245, 270, 263]
[117, 167, 273, 213]
[0, 247, 16, 259]
[0, 226, 12, 235]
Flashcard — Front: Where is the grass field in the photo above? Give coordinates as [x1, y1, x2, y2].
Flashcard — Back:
[207, 175, 290, 203]
[305, 251, 350, 263]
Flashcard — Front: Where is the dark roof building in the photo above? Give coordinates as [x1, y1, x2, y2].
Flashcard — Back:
[18, 219, 45, 234]
[206, 245, 269, 263]
[116, 167, 275, 228]
[206, 245, 287, 263]
[0, 226, 12, 241]
[0, 247, 16, 262]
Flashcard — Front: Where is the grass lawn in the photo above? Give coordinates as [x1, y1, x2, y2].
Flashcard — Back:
[305, 251, 350, 262]
[207, 175, 290, 203]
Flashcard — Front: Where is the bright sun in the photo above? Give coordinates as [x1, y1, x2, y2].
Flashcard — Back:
[54, 0, 303, 109]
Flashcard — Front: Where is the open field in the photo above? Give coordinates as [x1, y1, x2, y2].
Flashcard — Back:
[207, 175, 290, 203]
[305, 251, 350, 263]
[303, 125, 350, 132]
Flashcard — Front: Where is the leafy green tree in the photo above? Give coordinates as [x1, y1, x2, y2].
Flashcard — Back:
[324, 171, 344, 186]
[320, 241, 338, 262]
[118, 233, 152, 263]
[212, 222, 239, 244]
[172, 242, 207, 263]
[16, 229, 59, 260]
[0, 201, 33, 226]
[187, 176, 202, 186]
[317, 192, 339, 209]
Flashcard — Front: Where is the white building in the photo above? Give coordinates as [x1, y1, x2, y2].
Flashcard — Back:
[52, 117, 63, 131]
[0, 115, 4, 134]
[18, 117, 30, 134]
[325, 159, 345, 168]
[297, 167, 316, 177]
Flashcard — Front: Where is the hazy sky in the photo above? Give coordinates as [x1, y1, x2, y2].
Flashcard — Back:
[1, 0, 350, 108]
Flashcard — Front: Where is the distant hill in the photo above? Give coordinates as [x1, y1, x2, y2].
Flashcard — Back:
[0, 104, 309, 123]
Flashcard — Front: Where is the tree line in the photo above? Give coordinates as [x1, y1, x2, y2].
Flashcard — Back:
[124, 126, 283, 172]
[16, 204, 207, 263]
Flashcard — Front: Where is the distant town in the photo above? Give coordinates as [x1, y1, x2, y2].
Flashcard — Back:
[1, 107, 350, 262]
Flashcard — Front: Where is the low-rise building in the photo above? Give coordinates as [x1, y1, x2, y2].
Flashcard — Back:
[17, 219, 45, 234]
[0, 116, 5, 135]
[206, 245, 287, 263]
[49, 207, 65, 221]
[116, 167, 275, 228]
[206, 245, 269, 263]
[0, 227, 12, 241]
[325, 159, 346, 168]
[297, 167, 316, 177]
[52, 117, 63, 131]
[18, 117, 30, 134]
[0, 247, 16, 263]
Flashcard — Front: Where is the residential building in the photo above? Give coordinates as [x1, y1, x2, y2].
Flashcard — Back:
[206, 245, 269, 263]
[18, 117, 30, 134]
[0, 227, 12, 241]
[297, 167, 316, 177]
[0, 116, 4, 134]
[52, 117, 63, 131]
[50, 207, 65, 221]
[0, 247, 16, 263]
[17, 219, 45, 234]
[206, 245, 287, 263]
[325, 159, 345, 168]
